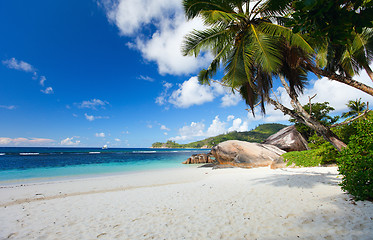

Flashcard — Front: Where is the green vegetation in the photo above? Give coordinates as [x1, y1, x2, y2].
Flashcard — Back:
[283, 99, 372, 200]
[337, 120, 373, 201]
[290, 102, 339, 140]
[282, 149, 322, 167]
[151, 123, 287, 148]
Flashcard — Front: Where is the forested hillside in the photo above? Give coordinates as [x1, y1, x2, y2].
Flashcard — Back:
[152, 123, 287, 148]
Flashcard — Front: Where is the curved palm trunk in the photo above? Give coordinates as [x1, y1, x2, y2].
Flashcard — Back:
[363, 64, 373, 82]
[273, 75, 347, 151]
[308, 65, 373, 96]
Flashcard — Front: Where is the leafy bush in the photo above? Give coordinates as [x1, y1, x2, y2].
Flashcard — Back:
[308, 134, 339, 165]
[337, 120, 373, 201]
[282, 149, 322, 167]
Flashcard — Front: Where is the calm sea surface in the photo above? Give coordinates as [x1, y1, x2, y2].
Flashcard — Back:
[0, 147, 210, 182]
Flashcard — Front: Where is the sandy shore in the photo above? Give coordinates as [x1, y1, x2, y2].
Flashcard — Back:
[0, 166, 372, 240]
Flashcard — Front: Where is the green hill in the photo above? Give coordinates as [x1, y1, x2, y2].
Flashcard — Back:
[152, 123, 287, 148]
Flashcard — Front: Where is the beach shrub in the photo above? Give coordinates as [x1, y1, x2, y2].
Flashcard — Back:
[308, 134, 338, 165]
[282, 149, 322, 167]
[337, 120, 373, 201]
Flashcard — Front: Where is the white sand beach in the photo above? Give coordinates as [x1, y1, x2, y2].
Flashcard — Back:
[0, 166, 372, 240]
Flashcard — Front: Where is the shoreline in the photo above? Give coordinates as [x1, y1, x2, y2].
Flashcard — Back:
[1, 166, 373, 239]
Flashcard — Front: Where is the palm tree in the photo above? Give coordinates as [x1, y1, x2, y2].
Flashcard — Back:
[342, 98, 367, 119]
[261, 0, 373, 94]
[316, 29, 373, 83]
[182, 0, 313, 111]
[182, 0, 347, 151]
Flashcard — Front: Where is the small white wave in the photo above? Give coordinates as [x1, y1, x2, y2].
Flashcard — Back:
[132, 151, 157, 153]
[0, 153, 5, 156]
[20, 153, 40, 156]
[88, 152, 101, 154]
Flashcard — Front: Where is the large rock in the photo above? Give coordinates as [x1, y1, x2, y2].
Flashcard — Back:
[210, 140, 287, 169]
[182, 153, 215, 164]
[262, 125, 309, 152]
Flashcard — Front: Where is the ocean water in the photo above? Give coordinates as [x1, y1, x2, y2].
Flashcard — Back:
[0, 147, 210, 182]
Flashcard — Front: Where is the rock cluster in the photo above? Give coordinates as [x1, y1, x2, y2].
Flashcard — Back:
[262, 125, 309, 152]
[182, 153, 215, 164]
[210, 140, 286, 169]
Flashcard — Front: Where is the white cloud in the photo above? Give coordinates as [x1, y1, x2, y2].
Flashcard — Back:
[156, 81, 173, 106]
[39, 76, 47, 86]
[221, 92, 242, 107]
[227, 118, 249, 132]
[84, 113, 109, 121]
[160, 125, 170, 131]
[115, 138, 121, 142]
[170, 115, 251, 143]
[95, 132, 105, 137]
[100, 0, 211, 75]
[60, 137, 80, 146]
[206, 116, 227, 137]
[41, 87, 54, 94]
[0, 105, 16, 110]
[78, 99, 109, 110]
[158, 76, 244, 109]
[298, 73, 373, 112]
[227, 115, 235, 121]
[169, 77, 216, 108]
[2, 58, 35, 72]
[137, 75, 154, 82]
[0, 137, 55, 146]
[170, 121, 205, 142]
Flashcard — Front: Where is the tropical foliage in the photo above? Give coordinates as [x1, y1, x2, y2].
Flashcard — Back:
[342, 98, 367, 119]
[337, 119, 373, 201]
[290, 102, 339, 140]
[181, 0, 373, 151]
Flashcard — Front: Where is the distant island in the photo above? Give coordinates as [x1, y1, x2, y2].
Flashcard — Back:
[151, 123, 287, 148]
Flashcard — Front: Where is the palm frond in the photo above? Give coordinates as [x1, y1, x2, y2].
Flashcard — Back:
[258, 22, 314, 53]
[182, 26, 232, 57]
[247, 24, 282, 73]
[183, 0, 235, 20]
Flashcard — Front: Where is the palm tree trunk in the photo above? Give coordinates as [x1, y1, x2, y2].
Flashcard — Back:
[363, 64, 373, 82]
[274, 75, 347, 151]
[308, 65, 373, 96]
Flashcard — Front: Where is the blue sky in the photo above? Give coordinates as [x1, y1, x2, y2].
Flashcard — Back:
[1, 0, 372, 147]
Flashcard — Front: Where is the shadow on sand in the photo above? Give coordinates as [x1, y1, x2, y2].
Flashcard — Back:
[251, 168, 341, 189]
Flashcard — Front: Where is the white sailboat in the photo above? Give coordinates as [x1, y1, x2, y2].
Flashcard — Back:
[102, 144, 108, 149]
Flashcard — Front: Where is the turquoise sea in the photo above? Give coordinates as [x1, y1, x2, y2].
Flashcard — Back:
[0, 147, 210, 183]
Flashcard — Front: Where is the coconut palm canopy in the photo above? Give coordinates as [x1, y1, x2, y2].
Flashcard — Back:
[182, 0, 315, 114]
[342, 98, 368, 119]
[182, 0, 373, 112]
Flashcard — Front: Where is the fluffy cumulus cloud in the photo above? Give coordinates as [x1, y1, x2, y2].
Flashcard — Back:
[95, 132, 106, 137]
[169, 77, 216, 108]
[78, 99, 109, 110]
[170, 121, 205, 142]
[60, 137, 80, 146]
[221, 92, 242, 107]
[99, 0, 211, 75]
[2, 58, 35, 72]
[170, 115, 249, 142]
[157, 77, 244, 108]
[0, 137, 55, 146]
